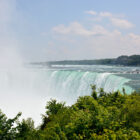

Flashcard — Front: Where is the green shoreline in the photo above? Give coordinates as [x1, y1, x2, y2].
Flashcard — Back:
[32, 55, 140, 67]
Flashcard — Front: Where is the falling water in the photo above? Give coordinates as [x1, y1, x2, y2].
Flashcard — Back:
[0, 66, 135, 125]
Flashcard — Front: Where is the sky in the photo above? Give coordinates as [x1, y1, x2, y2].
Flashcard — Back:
[0, 0, 140, 62]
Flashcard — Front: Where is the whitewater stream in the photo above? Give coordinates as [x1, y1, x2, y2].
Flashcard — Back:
[0, 64, 140, 126]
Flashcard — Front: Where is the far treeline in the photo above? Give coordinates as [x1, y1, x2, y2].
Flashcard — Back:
[0, 86, 140, 140]
[44, 55, 140, 66]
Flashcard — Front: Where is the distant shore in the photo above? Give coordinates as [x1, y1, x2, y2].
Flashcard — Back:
[32, 55, 140, 67]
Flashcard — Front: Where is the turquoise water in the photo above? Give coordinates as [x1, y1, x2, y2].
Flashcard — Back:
[47, 64, 140, 93]
[44, 70, 133, 99]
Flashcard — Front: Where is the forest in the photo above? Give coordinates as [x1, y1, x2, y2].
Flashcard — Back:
[0, 86, 140, 140]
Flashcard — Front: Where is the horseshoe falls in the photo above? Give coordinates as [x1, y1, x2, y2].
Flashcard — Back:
[42, 70, 133, 103]
[0, 65, 139, 125]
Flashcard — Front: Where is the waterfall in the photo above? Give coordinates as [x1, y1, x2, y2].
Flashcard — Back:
[43, 70, 133, 102]
[0, 68, 133, 98]
[0, 67, 133, 125]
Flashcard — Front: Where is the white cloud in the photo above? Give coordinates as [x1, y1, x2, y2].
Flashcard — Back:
[128, 33, 140, 46]
[53, 22, 110, 37]
[85, 10, 97, 15]
[45, 10, 140, 60]
[51, 18, 140, 59]
[111, 18, 134, 29]
[86, 10, 134, 29]
[99, 12, 112, 17]
[92, 25, 110, 35]
[53, 24, 71, 34]
[53, 22, 93, 36]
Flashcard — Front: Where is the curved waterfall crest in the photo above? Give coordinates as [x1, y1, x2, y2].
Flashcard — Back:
[0, 69, 133, 96]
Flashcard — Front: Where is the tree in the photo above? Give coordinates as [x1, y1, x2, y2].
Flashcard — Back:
[46, 99, 66, 116]
[91, 85, 97, 100]
[0, 110, 21, 139]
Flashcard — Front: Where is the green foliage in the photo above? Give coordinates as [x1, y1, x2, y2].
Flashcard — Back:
[16, 118, 40, 140]
[91, 85, 97, 99]
[0, 86, 140, 139]
[46, 99, 66, 116]
[0, 111, 21, 140]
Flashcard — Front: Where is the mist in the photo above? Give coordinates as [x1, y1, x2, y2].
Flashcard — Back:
[0, 0, 46, 126]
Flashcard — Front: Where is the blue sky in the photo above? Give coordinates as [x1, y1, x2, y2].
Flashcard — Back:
[0, 0, 140, 62]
